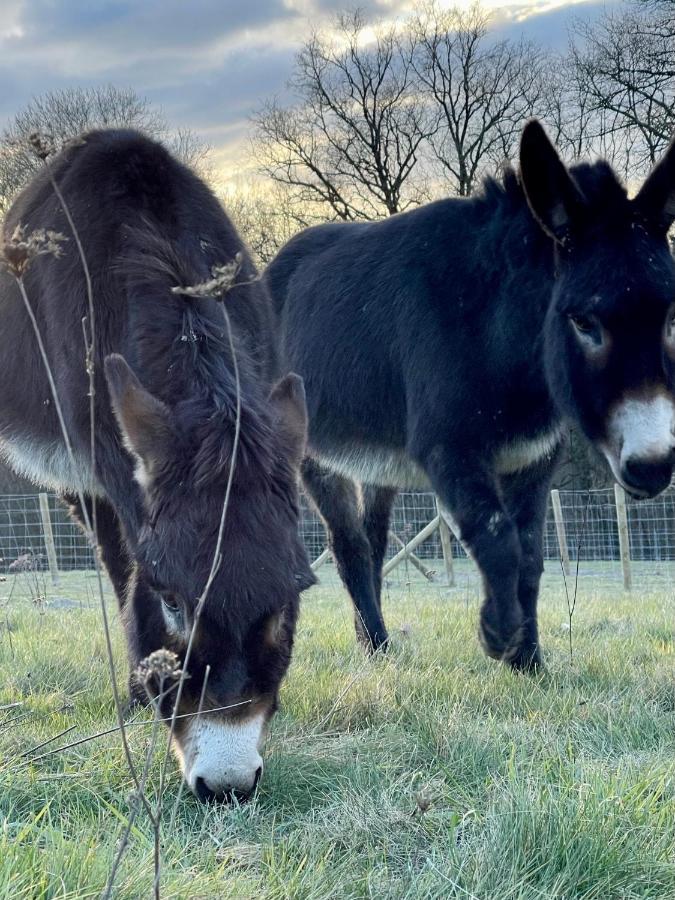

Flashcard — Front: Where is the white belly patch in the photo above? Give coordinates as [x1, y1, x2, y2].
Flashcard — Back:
[0, 436, 101, 495]
[314, 428, 562, 489]
[494, 428, 563, 475]
[315, 445, 430, 489]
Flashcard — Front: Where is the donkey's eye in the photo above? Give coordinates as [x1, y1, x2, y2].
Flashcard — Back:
[162, 594, 180, 611]
[666, 305, 675, 342]
[161, 594, 184, 627]
[569, 314, 592, 333]
[569, 314, 603, 346]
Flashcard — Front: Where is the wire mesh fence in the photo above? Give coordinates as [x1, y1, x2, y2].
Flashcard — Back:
[0, 493, 95, 574]
[2, 488, 675, 591]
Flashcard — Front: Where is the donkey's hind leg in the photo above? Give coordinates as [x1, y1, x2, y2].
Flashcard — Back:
[63, 494, 131, 610]
[362, 485, 397, 609]
[302, 459, 388, 652]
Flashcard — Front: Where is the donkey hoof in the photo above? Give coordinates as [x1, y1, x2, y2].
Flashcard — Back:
[478, 616, 525, 666]
[508, 644, 543, 673]
[356, 622, 389, 655]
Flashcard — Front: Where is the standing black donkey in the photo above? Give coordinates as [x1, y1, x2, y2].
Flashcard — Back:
[265, 119, 675, 670]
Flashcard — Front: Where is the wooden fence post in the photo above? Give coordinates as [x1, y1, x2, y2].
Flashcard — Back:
[435, 499, 455, 586]
[388, 531, 436, 582]
[310, 547, 331, 572]
[614, 483, 632, 591]
[382, 516, 440, 576]
[550, 489, 571, 577]
[39, 493, 59, 586]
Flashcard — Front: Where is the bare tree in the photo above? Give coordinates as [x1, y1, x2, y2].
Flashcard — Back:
[409, 2, 545, 196]
[0, 85, 209, 212]
[253, 10, 435, 221]
[170, 126, 212, 177]
[570, 2, 675, 177]
[540, 52, 600, 163]
[224, 181, 304, 266]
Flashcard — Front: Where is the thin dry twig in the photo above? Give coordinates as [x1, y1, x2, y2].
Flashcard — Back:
[167, 665, 210, 833]
[559, 490, 592, 664]
[18, 724, 77, 759]
[14, 700, 252, 770]
[151, 297, 244, 898]
[105, 654, 182, 900]
[37, 149, 143, 807]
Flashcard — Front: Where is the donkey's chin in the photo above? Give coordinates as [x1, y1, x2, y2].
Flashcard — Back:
[174, 712, 266, 803]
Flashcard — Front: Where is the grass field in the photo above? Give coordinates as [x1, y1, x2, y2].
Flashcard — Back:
[0, 567, 674, 899]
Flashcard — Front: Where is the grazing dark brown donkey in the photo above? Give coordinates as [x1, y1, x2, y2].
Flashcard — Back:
[0, 130, 315, 801]
[266, 120, 675, 669]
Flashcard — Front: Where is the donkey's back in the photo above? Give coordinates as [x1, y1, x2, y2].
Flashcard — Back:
[4, 130, 277, 379]
[0, 130, 279, 494]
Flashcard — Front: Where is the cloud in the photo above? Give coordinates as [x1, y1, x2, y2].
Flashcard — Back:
[0, 1, 302, 137]
[0, 0, 616, 183]
[492, 0, 615, 48]
[284, 0, 411, 14]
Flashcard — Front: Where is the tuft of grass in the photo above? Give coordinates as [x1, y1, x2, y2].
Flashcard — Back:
[1, 569, 674, 898]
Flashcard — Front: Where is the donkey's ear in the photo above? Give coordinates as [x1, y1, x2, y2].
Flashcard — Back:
[269, 373, 308, 468]
[519, 119, 586, 245]
[633, 137, 675, 234]
[104, 354, 173, 480]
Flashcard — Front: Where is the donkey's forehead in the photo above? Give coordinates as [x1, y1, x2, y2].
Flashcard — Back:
[561, 233, 675, 305]
[569, 208, 669, 254]
[141, 509, 304, 605]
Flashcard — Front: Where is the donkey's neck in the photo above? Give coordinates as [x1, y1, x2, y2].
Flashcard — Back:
[472, 187, 561, 434]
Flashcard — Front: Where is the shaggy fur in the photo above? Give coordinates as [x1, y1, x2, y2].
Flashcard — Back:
[0, 130, 315, 796]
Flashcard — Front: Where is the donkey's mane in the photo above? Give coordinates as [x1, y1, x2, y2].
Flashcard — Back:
[119, 223, 277, 490]
[481, 159, 630, 223]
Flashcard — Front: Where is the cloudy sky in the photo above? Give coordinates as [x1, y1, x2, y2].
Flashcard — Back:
[0, 0, 613, 186]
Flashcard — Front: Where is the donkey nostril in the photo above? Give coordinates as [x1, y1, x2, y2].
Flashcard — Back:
[193, 769, 262, 804]
[194, 776, 218, 804]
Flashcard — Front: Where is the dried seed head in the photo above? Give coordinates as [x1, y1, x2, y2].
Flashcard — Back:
[137, 648, 182, 684]
[171, 252, 245, 299]
[27, 131, 56, 160]
[1, 224, 67, 278]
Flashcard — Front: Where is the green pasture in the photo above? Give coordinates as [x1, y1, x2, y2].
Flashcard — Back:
[0, 565, 673, 898]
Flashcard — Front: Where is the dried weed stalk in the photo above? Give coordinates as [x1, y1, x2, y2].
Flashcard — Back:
[560, 490, 592, 665]
[2, 132, 245, 900]
[1, 132, 155, 895]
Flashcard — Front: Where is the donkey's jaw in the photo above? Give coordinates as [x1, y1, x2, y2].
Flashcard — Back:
[176, 711, 266, 801]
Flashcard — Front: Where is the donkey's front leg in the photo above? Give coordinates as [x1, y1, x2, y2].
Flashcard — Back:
[501, 456, 560, 670]
[424, 455, 525, 667]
